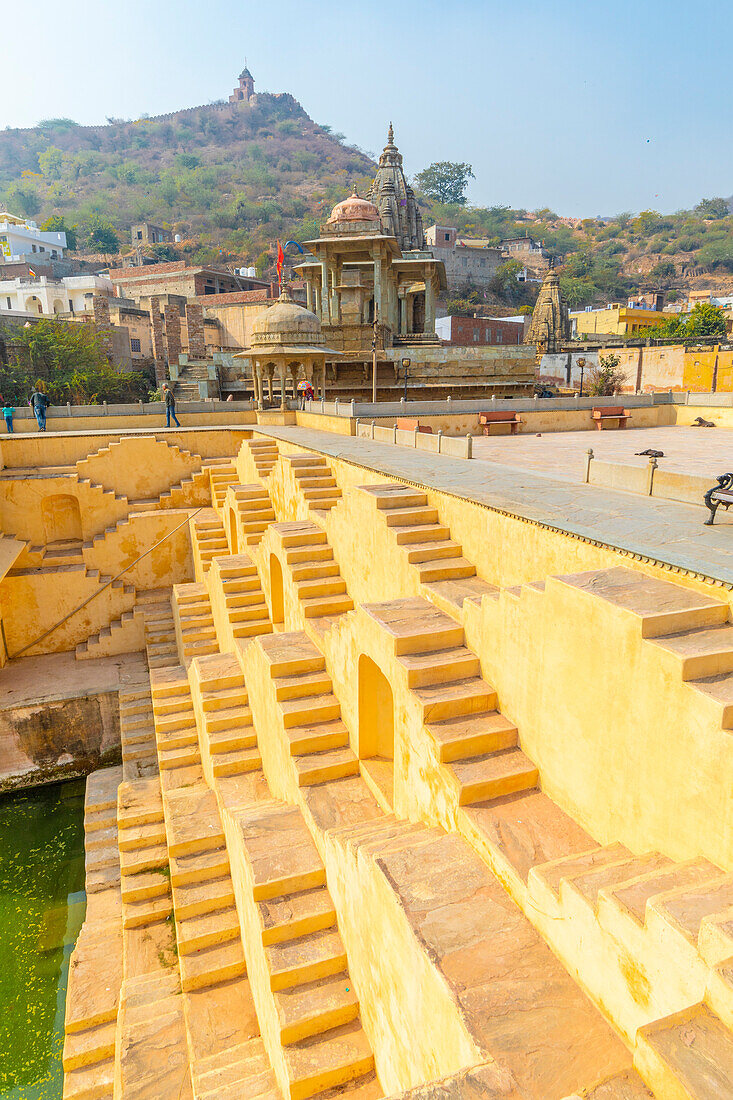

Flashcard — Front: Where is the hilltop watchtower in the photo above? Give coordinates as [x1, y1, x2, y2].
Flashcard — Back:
[230, 66, 255, 103]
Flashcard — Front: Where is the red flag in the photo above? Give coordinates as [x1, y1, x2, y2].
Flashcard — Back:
[276, 240, 284, 291]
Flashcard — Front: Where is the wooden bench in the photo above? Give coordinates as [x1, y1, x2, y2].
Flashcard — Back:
[479, 410, 521, 436]
[704, 473, 733, 525]
[396, 418, 432, 434]
[591, 405, 631, 430]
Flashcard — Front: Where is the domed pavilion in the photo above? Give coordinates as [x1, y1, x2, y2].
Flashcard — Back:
[238, 288, 339, 410]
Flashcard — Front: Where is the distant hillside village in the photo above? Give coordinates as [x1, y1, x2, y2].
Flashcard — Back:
[2, 66, 733, 400]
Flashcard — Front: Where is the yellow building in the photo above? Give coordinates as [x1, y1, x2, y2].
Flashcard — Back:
[571, 302, 666, 336]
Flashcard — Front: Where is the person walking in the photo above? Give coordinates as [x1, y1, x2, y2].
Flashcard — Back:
[29, 386, 48, 432]
[3, 404, 13, 433]
[162, 384, 180, 428]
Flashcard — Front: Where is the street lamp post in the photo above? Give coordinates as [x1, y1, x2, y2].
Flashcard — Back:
[401, 357, 411, 403]
[578, 357, 586, 397]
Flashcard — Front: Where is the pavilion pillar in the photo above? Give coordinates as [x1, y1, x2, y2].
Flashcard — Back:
[320, 260, 330, 323]
[267, 369, 274, 404]
[279, 366, 287, 410]
[322, 363, 327, 400]
[329, 262, 339, 323]
[424, 275, 435, 334]
[373, 248, 383, 323]
[306, 278, 314, 313]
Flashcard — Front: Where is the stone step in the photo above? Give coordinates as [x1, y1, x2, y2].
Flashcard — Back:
[283, 1022, 375, 1100]
[155, 706, 196, 732]
[290, 562, 341, 582]
[61, 1056, 114, 1100]
[275, 972, 359, 1046]
[179, 937, 246, 992]
[117, 820, 167, 852]
[206, 704, 253, 731]
[635, 1003, 733, 1099]
[384, 506, 439, 527]
[121, 892, 173, 929]
[450, 748, 539, 805]
[601, 859, 723, 927]
[265, 927, 347, 991]
[178, 903, 241, 954]
[286, 545, 334, 565]
[301, 594, 354, 618]
[280, 528, 327, 549]
[394, 523, 451, 545]
[169, 845, 230, 886]
[202, 686, 249, 711]
[258, 887, 336, 946]
[566, 852, 674, 910]
[229, 602, 271, 623]
[62, 1020, 116, 1072]
[157, 742, 201, 770]
[119, 841, 168, 877]
[294, 748, 360, 787]
[413, 677, 496, 721]
[155, 724, 199, 752]
[427, 710, 518, 762]
[417, 558, 477, 584]
[399, 646, 480, 688]
[208, 728, 258, 754]
[649, 623, 733, 680]
[287, 721, 350, 756]
[405, 539, 463, 564]
[193, 1037, 273, 1095]
[173, 874, 236, 919]
[275, 670, 333, 701]
[120, 869, 170, 903]
[652, 875, 733, 953]
[296, 577, 347, 599]
[232, 620, 274, 639]
[281, 693, 341, 728]
[212, 746, 262, 777]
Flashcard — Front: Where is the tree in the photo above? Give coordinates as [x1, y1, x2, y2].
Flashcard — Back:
[6, 183, 40, 218]
[38, 145, 64, 180]
[648, 260, 675, 283]
[3, 319, 150, 404]
[695, 197, 729, 220]
[415, 162, 475, 205]
[86, 217, 119, 253]
[686, 302, 728, 340]
[587, 353, 626, 396]
[40, 215, 77, 251]
[489, 259, 523, 301]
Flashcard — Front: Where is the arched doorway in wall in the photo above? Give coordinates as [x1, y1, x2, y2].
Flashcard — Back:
[26, 295, 43, 315]
[41, 494, 83, 544]
[53, 299, 65, 314]
[270, 553, 284, 626]
[358, 653, 395, 810]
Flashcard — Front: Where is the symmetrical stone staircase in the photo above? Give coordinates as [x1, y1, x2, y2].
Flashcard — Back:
[191, 654, 262, 785]
[278, 522, 354, 620]
[257, 632, 359, 789]
[209, 462, 239, 512]
[190, 508, 229, 579]
[173, 581, 219, 664]
[206, 554, 273, 653]
[150, 665, 202, 774]
[286, 454, 343, 513]
[230, 801, 378, 1099]
[119, 678, 157, 780]
[117, 777, 172, 931]
[247, 437, 279, 480]
[360, 483, 497, 613]
[225, 483, 277, 549]
[142, 591, 178, 669]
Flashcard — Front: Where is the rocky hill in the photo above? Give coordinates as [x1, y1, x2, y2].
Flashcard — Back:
[0, 91, 376, 270]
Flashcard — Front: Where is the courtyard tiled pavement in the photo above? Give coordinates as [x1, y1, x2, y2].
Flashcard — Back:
[256, 424, 733, 587]
[471, 426, 733, 484]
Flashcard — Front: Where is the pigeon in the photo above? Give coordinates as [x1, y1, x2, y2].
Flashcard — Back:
[635, 449, 665, 457]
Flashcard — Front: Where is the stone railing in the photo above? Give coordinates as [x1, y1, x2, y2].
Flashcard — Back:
[306, 393, 679, 419]
[356, 419, 473, 459]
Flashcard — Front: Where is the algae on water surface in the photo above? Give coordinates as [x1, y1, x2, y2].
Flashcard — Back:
[0, 780, 86, 1099]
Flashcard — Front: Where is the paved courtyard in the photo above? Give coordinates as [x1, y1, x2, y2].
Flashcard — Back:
[471, 426, 733, 484]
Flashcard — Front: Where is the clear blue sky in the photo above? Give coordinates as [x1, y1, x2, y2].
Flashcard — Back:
[5, 0, 731, 217]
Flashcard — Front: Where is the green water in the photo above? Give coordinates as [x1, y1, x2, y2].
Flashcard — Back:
[0, 780, 86, 1100]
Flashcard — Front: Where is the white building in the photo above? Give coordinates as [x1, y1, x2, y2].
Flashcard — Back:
[0, 212, 66, 263]
[0, 275, 114, 316]
[425, 224, 504, 290]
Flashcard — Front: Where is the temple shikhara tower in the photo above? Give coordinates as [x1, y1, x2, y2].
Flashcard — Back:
[367, 124, 425, 252]
[525, 261, 570, 356]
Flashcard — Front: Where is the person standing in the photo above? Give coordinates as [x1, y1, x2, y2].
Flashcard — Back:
[162, 384, 180, 428]
[29, 386, 48, 432]
[3, 404, 13, 433]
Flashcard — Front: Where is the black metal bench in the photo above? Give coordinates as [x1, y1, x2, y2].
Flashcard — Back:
[704, 473, 733, 525]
